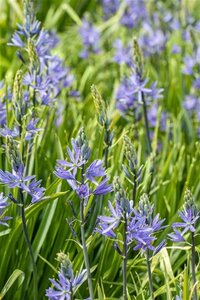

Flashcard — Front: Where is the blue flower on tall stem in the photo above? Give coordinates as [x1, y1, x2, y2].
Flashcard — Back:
[169, 189, 199, 300]
[54, 128, 112, 300]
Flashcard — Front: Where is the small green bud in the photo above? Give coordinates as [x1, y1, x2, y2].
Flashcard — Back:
[6, 138, 22, 170]
[184, 188, 197, 216]
[132, 38, 143, 78]
[139, 193, 153, 224]
[91, 84, 106, 126]
[13, 70, 23, 103]
[77, 128, 91, 161]
[123, 135, 137, 172]
[27, 38, 40, 72]
[56, 252, 73, 280]
[113, 177, 130, 213]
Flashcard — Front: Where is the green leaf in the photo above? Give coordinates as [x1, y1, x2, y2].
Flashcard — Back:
[0, 269, 25, 298]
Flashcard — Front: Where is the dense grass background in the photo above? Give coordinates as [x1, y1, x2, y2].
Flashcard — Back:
[0, 0, 200, 299]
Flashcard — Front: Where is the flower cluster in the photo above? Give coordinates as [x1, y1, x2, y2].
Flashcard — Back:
[97, 191, 166, 255]
[54, 129, 112, 203]
[102, 0, 120, 20]
[78, 20, 101, 59]
[128, 194, 166, 253]
[46, 252, 87, 300]
[120, 0, 147, 29]
[169, 189, 200, 242]
[0, 164, 45, 204]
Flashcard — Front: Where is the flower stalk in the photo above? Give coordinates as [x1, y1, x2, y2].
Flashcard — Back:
[20, 190, 38, 300]
[142, 91, 152, 154]
[146, 249, 154, 300]
[122, 212, 128, 300]
[80, 166, 94, 300]
[191, 232, 197, 300]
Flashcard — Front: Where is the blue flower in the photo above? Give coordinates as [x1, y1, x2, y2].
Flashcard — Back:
[79, 20, 101, 58]
[113, 40, 132, 67]
[102, 0, 120, 19]
[168, 228, 185, 243]
[56, 139, 85, 177]
[0, 125, 19, 138]
[0, 193, 12, 227]
[120, 0, 147, 29]
[128, 194, 166, 253]
[86, 160, 106, 184]
[76, 184, 90, 200]
[0, 164, 45, 204]
[25, 118, 42, 140]
[54, 133, 112, 202]
[97, 200, 122, 238]
[116, 78, 137, 114]
[93, 177, 112, 195]
[126, 75, 152, 104]
[169, 189, 199, 242]
[46, 269, 87, 300]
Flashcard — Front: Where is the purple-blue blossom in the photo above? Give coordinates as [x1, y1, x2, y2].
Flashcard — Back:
[139, 22, 167, 56]
[116, 78, 137, 114]
[147, 104, 167, 131]
[113, 40, 132, 67]
[0, 193, 12, 227]
[85, 160, 106, 184]
[125, 75, 152, 104]
[182, 55, 196, 75]
[102, 0, 120, 19]
[0, 164, 45, 204]
[120, 0, 147, 28]
[128, 194, 166, 253]
[54, 133, 112, 202]
[46, 269, 87, 300]
[169, 189, 199, 242]
[79, 20, 101, 58]
[97, 200, 122, 238]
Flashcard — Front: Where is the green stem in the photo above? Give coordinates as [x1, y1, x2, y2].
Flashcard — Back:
[104, 120, 111, 169]
[123, 213, 128, 300]
[191, 232, 197, 300]
[80, 199, 94, 300]
[70, 280, 73, 300]
[20, 190, 38, 300]
[146, 250, 154, 300]
[132, 170, 137, 203]
[80, 167, 94, 300]
[142, 92, 152, 154]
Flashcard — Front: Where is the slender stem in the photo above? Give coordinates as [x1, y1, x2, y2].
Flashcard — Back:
[191, 232, 197, 300]
[70, 280, 73, 300]
[104, 146, 109, 170]
[122, 213, 128, 300]
[20, 190, 38, 300]
[80, 199, 94, 300]
[132, 171, 137, 203]
[104, 120, 111, 169]
[141, 92, 152, 154]
[80, 167, 94, 300]
[146, 250, 154, 300]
